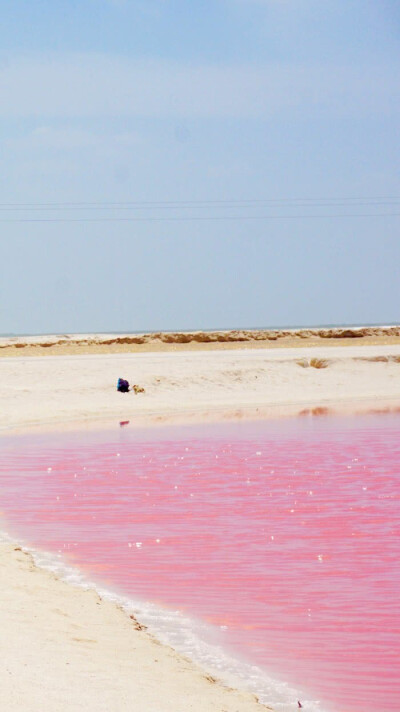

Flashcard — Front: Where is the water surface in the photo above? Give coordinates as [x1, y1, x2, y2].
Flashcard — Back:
[1, 414, 399, 712]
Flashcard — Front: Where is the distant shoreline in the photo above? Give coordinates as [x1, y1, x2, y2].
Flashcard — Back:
[2, 322, 399, 338]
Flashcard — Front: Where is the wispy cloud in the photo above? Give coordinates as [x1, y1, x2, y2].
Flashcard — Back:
[0, 53, 398, 121]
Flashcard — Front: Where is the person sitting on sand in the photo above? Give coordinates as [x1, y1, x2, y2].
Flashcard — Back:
[117, 378, 130, 393]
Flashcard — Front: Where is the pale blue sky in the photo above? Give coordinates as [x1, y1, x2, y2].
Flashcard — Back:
[0, 1, 399, 334]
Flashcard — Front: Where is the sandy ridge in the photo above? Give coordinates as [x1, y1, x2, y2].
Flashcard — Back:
[1, 324, 400, 354]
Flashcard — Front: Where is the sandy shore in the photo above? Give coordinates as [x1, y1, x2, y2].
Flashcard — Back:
[1, 329, 400, 711]
[1, 337, 400, 433]
[0, 543, 269, 712]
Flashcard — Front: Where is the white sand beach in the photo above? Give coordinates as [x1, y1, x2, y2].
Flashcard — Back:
[1, 329, 400, 711]
[1, 335, 400, 433]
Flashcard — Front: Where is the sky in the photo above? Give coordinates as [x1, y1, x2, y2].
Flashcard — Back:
[0, 0, 399, 334]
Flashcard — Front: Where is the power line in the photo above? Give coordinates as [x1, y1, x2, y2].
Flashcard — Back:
[0, 213, 399, 223]
[1, 195, 398, 221]
[0, 196, 399, 209]
[0, 201, 400, 212]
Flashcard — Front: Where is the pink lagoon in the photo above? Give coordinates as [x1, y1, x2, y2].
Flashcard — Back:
[1, 412, 399, 712]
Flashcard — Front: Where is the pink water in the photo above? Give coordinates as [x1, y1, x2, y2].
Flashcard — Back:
[1, 414, 399, 712]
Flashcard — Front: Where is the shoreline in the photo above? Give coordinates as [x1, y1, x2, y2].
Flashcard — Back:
[1, 517, 317, 712]
[3, 395, 400, 438]
[0, 539, 275, 712]
[2, 335, 400, 711]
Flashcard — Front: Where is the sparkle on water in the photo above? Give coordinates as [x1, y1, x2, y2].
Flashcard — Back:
[1, 413, 399, 712]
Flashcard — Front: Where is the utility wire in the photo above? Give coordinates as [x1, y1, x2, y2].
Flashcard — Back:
[0, 196, 399, 208]
[1, 196, 399, 221]
[0, 213, 399, 223]
[0, 201, 400, 211]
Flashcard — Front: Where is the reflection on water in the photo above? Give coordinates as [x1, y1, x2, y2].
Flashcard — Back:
[1, 414, 399, 712]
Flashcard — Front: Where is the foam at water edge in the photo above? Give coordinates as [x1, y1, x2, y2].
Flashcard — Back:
[0, 528, 327, 712]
